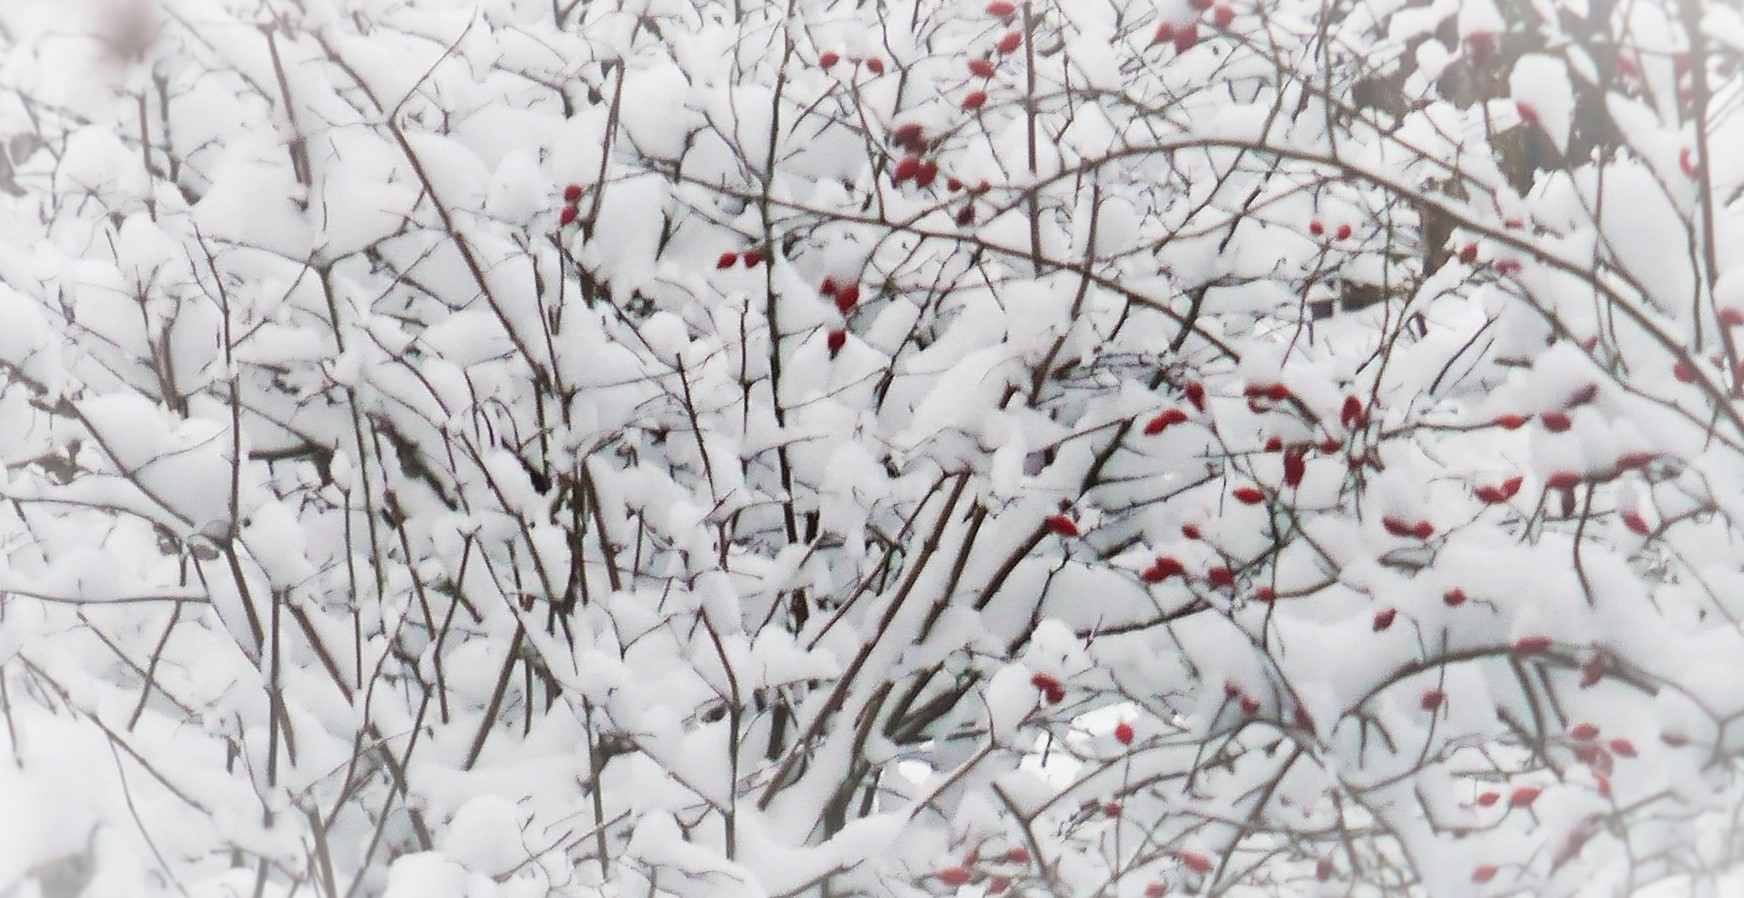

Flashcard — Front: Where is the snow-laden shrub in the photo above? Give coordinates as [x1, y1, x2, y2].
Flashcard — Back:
[0, 0, 1742, 895]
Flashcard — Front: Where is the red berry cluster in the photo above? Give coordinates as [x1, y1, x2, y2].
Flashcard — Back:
[818, 51, 883, 74]
[1030, 672, 1066, 704]
[933, 842, 1033, 895]
[1151, 0, 1236, 53]
[1307, 220, 1354, 240]
[890, 124, 943, 189]
[1381, 517, 1435, 540]
[819, 278, 862, 359]
[715, 248, 766, 270]
[557, 183, 582, 227]
[1474, 476, 1524, 504]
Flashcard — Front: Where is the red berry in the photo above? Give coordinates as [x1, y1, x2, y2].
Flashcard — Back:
[1494, 413, 1527, 429]
[938, 867, 972, 887]
[1184, 381, 1205, 411]
[1309, 220, 1324, 236]
[997, 31, 1023, 54]
[1335, 223, 1352, 240]
[986, 1, 1016, 18]
[1719, 308, 1744, 327]
[1512, 635, 1553, 656]
[1466, 31, 1496, 66]
[1044, 684, 1065, 704]
[987, 877, 1012, 895]
[1674, 361, 1696, 382]
[1477, 791, 1499, 806]
[1411, 520, 1434, 540]
[1318, 437, 1342, 454]
[1580, 654, 1606, 688]
[717, 252, 739, 269]
[1151, 558, 1186, 580]
[1045, 514, 1080, 538]
[1496, 258, 1522, 275]
[1030, 672, 1060, 692]
[1207, 566, 1234, 588]
[1211, 4, 1234, 28]
[946, 177, 964, 192]
[827, 329, 847, 355]
[1173, 23, 1199, 51]
[835, 283, 861, 311]
[742, 249, 764, 267]
[820, 277, 838, 296]
[1472, 864, 1498, 883]
[1144, 408, 1189, 434]
[893, 122, 924, 149]
[1283, 447, 1307, 487]
[1575, 742, 1612, 775]
[969, 58, 997, 78]
[1264, 436, 1283, 452]
[1264, 383, 1290, 401]
[893, 156, 921, 183]
[1382, 517, 1415, 538]
[1340, 395, 1363, 428]
[1253, 586, 1276, 602]
[1239, 694, 1260, 715]
[1179, 851, 1214, 874]
[1144, 883, 1166, 898]
[1104, 802, 1122, 817]
[963, 91, 988, 110]
[1114, 722, 1134, 745]
[1545, 471, 1581, 489]
[865, 58, 885, 74]
[1569, 722, 1599, 741]
[1505, 217, 1525, 229]
[1316, 858, 1333, 881]
[1680, 147, 1699, 178]
[1420, 690, 1445, 711]
[820, 51, 840, 69]
[1459, 243, 1478, 263]
[1622, 511, 1650, 535]
[1508, 786, 1541, 808]
[1475, 486, 1508, 504]
[559, 205, 579, 225]
[955, 206, 976, 226]
[1006, 847, 1029, 864]
[1142, 557, 1186, 583]
[1608, 738, 1636, 757]
[563, 183, 583, 203]
[1502, 476, 1523, 496]
[1180, 524, 1201, 541]
[1152, 22, 1175, 45]
[915, 161, 939, 188]
[1444, 588, 1467, 606]
[1662, 730, 1690, 747]
[1373, 608, 1397, 631]
[1232, 486, 1266, 505]
[1541, 411, 1572, 432]
[1517, 102, 1540, 127]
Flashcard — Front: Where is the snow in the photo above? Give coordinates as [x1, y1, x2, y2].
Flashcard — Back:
[1, 0, 1742, 896]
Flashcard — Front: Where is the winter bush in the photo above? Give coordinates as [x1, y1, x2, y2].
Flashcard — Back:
[1, 0, 1742, 896]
